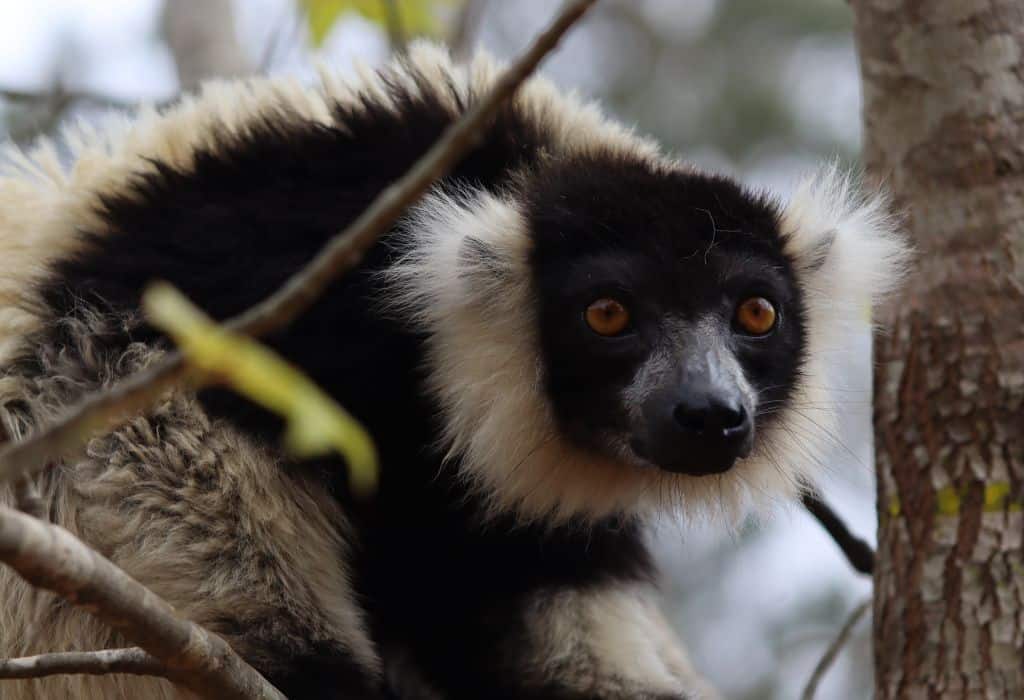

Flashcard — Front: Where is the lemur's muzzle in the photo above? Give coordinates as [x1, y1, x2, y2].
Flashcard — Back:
[636, 380, 753, 475]
[630, 326, 755, 476]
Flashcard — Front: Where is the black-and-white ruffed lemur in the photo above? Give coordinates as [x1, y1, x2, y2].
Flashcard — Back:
[0, 43, 907, 699]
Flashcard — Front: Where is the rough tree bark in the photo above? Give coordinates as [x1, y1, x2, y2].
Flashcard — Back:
[852, 2, 1024, 697]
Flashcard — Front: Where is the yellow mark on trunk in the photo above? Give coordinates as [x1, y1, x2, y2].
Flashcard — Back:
[888, 482, 1022, 518]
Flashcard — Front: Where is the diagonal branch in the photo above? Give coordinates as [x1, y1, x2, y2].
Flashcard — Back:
[0, 648, 163, 680]
[801, 598, 871, 700]
[0, 505, 285, 700]
[0, 0, 599, 488]
[0, 88, 139, 111]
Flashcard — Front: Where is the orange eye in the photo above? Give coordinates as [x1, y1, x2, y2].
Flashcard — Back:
[736, 297, 777, 335]
[585, 298, 631, 336]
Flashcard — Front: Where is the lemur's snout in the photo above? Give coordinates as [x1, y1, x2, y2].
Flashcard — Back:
[638, 381, 754, 476]
[674, 392, 749, 440]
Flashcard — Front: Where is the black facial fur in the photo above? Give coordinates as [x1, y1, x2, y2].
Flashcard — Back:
[525, 155, 807, 475]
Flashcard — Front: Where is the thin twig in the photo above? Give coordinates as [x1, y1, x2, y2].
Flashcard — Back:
[0, 505, 285, 699]
[0, 0, 599, 488]
[802, 492, 876, 575]
[0, 648, 164, 680]
[0, 88, 137, 111]
[382, 0, 407, 53]
[800, 598, 871, 700]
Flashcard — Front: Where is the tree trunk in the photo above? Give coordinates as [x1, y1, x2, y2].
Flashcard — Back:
[851, 1, 1024, 697]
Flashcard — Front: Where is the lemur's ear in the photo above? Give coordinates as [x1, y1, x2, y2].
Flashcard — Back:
[385, 189, 531, 324]
[780, 165, 912, 329]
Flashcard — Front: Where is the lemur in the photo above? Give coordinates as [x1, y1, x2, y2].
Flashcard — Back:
[0, 43, 906, 699]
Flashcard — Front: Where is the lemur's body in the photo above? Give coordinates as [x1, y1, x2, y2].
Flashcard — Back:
[0, 44, 906, 699]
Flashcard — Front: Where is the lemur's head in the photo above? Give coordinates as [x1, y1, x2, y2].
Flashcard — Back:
[392, 157, 906, 525]
[392, 159, 904, 525]
[388, 46, 908, 526]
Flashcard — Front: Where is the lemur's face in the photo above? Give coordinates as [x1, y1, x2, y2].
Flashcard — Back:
[527, 159, 805, 477]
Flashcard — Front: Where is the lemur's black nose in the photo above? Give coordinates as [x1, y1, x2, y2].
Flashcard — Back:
[673, 394, 744, 431]
[638, 384, 753, 476]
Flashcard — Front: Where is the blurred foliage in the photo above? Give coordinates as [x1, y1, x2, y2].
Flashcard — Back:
[712, 0, 854, 37]
[299, 0, 456, 45]
[598, 0, 858, 165]
[144, 282, 379, 497]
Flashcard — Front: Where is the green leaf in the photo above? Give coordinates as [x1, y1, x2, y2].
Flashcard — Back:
[143, 282, 379, 497]
[298, 0, 457, 46]
[299, 0, 351, 46]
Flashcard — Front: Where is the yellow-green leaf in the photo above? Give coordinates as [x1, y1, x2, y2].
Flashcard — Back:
[300, 0, 350, 46]
[143, 282, 378, 497]
[298, 0, 456, 46]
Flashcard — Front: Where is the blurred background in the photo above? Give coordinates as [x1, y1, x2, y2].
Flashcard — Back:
[0, 1, 873, 698]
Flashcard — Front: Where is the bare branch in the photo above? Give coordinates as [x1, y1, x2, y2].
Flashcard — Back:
[0, 648, 163, 680]
[801, 598, 871, 700]
[0, 505, 286, 700]
[0, 88, 137, 111]
[0, 0, 599, 488]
